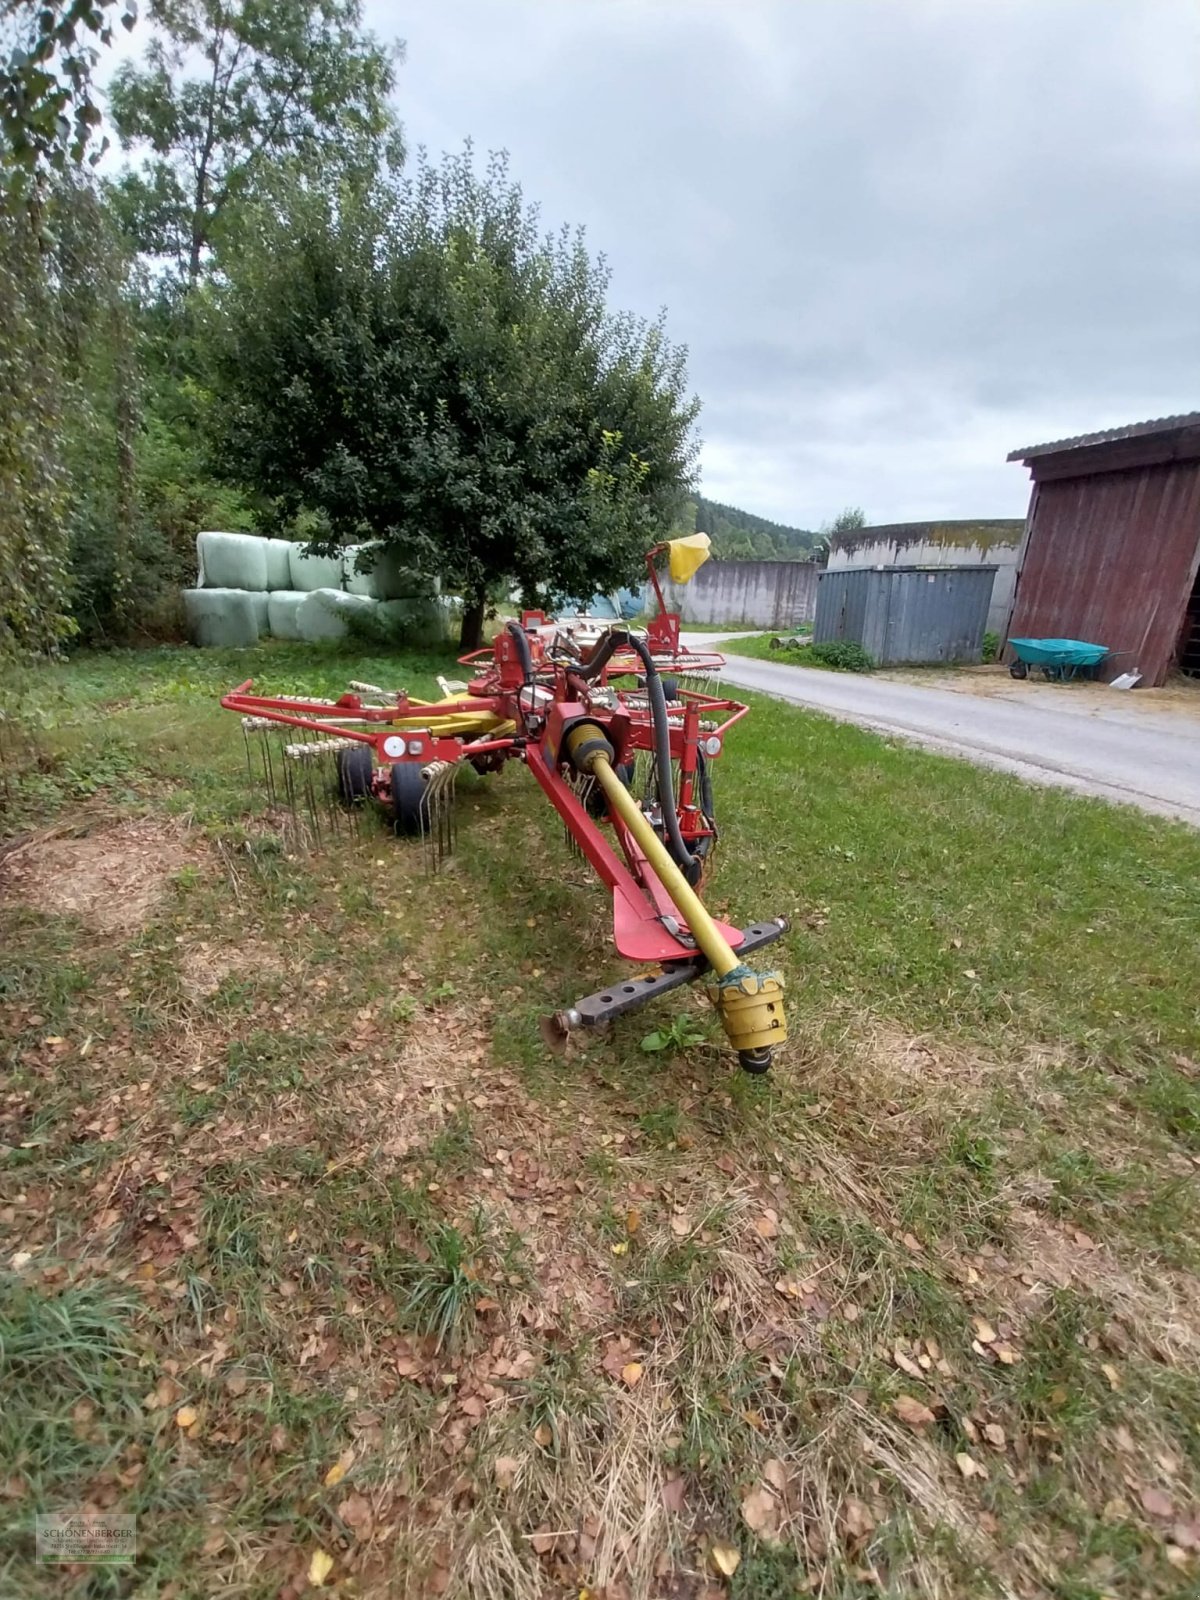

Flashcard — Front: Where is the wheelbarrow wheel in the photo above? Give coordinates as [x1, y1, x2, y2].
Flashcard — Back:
[390, 761, 426, 836]
[1009, 660, 1028, 679]
[336, 745, 374, 804]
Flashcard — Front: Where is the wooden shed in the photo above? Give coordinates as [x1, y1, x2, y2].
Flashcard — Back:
[1006, 413, 1200, 684]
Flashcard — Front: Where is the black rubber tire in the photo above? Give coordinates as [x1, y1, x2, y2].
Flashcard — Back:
[738, 1047, 773, 1075]
[661, 675, 679, 702]
[1009, 660, 1028, 680]
[390, 761, 426, 836]
[337, 746, 375, 804]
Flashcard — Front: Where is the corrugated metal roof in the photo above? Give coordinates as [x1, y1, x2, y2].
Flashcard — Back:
[1007, 411, 1200, 462]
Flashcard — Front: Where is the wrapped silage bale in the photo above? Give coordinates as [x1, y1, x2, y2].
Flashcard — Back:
[196, 531, 270, 591]
[184, 588, 262, 648]
[296, 588, 378, 643]
[289, 545, 345, 592]
[267, 590, 308, 641]
[347, 543, 437, 601]
[249, 592, 270, 637]
[264, 539, 294, 590]
[377, 596, 447, 648]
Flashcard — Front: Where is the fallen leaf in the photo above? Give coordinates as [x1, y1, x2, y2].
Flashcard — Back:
[611, 1240, 629, 1257]
[972, 1317, 997, 1345]
[529, 1525, 556, 1555]
[494, 1456, 520, 1489]
[1140, 1485, 1175, 1520]
[894, 1395, 935, 1429]
[174, 1405, 197, 1429]
[901, 1232, 922, 1252]
[840, 1497, 875, 1541]
[671, 1214, 691, 1237]
[994, 1342, 1020, 1365]
[1100, 1362, 1122, 1391]
[956, 1452, 988, 1480]
[662, 1476, 686, 1514]
[337, 1493, 373, 1535]
[741, 1484, 779, 1538]
[626, 1208, 641, 1235]
[711, 1540, 741, 1577]
[982, 1423, 1006, 1449]
[308, 1549, 334, 1587]
[754, 1212, 779, 1240]
[893, 1346, 924, 1379]
[621, 1361, 644, 1387]
[324, 1448, 355, 1488]
[533, 1421, 553, 1449]
[224, 1369, 248, 1398]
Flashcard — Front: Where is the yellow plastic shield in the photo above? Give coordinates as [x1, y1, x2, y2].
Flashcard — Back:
[666, 532, 711, 584]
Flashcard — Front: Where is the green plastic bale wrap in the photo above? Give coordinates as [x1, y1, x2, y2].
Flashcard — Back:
[345, 542, 436, 600]
[296, 589, 378, 643]
[267, 591, 308, 641]
[184, 588, 262, 648]
[197, 531, 270, 591]
[264, 539, 294, 590]
[377, 596, 448, 647]
[289, 545, 346, 592]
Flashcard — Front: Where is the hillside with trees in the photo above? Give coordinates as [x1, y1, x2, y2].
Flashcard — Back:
[685, 496, 818, 561]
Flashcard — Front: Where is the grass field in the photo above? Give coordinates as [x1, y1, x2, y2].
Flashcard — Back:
[3, 640, 1200, 1600]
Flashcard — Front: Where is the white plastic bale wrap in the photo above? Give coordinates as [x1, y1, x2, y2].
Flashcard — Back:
[249, 592, 270, 636]
[264, 539, 294, 590]
[266, 591, 308, 641]
[196, 531, 270, 591]
[183, 588, 262, 648]
[344, 542, 437, 600]
[288, 545, 346, 592]
[296, 588, 378, 643]
[377, 596, 447, 647]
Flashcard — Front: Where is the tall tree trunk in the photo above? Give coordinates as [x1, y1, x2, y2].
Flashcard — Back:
[460, 591, 487, 651]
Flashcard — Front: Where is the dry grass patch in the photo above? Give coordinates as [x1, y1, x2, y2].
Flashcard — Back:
[0, 813, 202, 933]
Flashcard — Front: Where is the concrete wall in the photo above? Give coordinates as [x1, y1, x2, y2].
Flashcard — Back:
[657, 559, 819, 628]
[827, 519, 1023, 635]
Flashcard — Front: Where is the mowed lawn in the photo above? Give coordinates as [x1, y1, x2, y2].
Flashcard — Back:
[2, 641, 1199, 1600]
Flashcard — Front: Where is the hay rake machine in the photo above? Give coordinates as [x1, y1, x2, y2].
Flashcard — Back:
[221, 536, 788, 1072]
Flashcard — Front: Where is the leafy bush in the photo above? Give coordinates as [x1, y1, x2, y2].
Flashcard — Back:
[808, 640, 874, 672]
[981, 630, 999, 664]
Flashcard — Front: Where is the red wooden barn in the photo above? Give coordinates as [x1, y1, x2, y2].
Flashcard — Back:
[1006, 414, 1200, 684]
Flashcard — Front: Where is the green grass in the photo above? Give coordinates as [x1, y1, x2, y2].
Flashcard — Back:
[721, 630, 875, 669]
[2, 638, 1199, 1598]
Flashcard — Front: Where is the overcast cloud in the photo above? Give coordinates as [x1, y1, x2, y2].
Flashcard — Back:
[372, 0, 1199, 528]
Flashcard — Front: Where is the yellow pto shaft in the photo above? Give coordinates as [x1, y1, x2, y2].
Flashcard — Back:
[566, 723, 786, 1071]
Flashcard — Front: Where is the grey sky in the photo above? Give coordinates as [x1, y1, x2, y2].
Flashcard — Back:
[378, 0, 1200, 529]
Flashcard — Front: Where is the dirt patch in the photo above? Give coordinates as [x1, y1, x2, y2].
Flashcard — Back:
[0, 815, 201, 934]
[179, 938, 285, 1000]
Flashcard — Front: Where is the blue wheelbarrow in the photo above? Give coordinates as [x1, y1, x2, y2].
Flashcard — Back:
[1007, 637, 1118, 682]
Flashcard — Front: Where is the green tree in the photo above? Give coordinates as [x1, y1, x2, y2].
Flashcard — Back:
[1, 0, 135, 197]
[828, 505, 867, 533]
[107, 0, 401, 285]
[203, 149, 700, 646]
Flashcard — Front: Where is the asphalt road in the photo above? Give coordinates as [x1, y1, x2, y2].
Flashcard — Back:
[681, 632, 1200, 826]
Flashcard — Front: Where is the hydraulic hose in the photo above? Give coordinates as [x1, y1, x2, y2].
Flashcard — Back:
[574, 629, 701, 884]
[505, 619, 535, 685]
